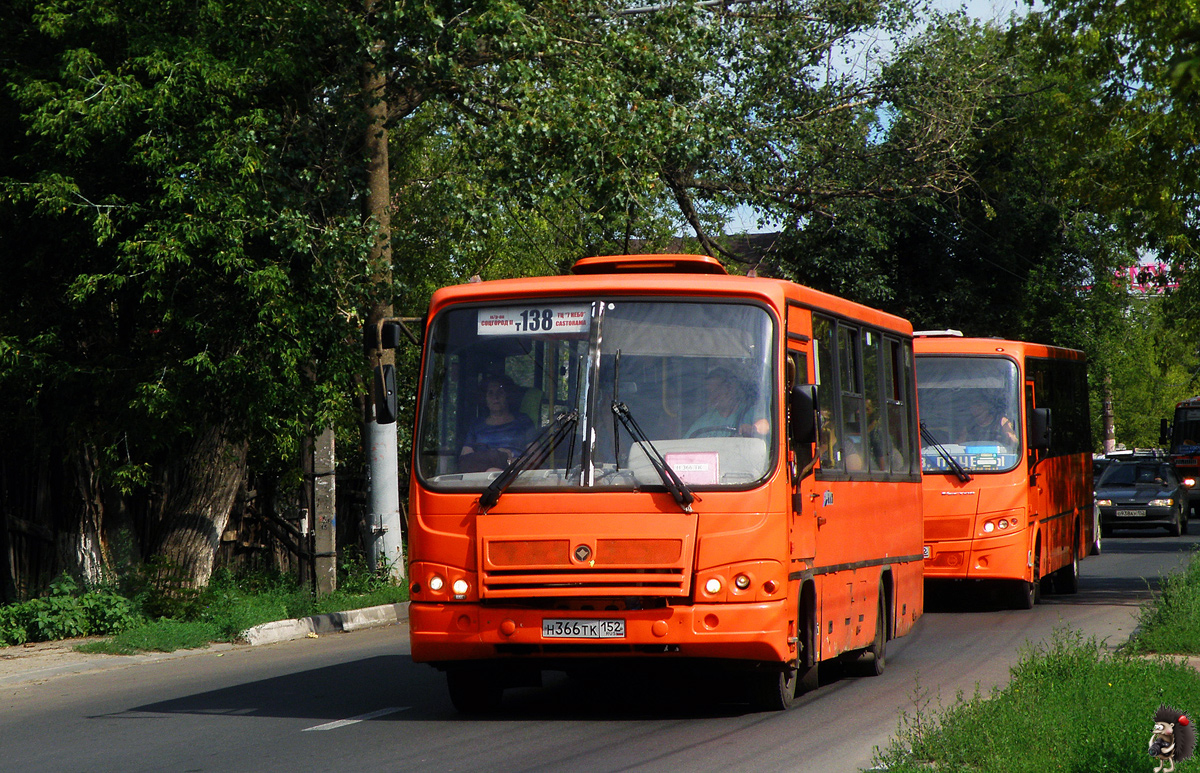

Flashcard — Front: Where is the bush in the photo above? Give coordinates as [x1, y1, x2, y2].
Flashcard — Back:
[0, 574, 143, 646]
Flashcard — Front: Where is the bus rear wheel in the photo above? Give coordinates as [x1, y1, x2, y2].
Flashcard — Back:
[857, 591, 888, 677]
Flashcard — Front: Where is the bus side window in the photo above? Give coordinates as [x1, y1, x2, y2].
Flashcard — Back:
[813, 316, 841, 472]
[884, 338, 913, 475]
[839, 325, 865, 472]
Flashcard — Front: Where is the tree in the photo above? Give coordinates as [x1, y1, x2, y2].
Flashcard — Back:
[0, 0, 374, 587]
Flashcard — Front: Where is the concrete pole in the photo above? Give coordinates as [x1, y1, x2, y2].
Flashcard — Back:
[313, 426, 337, 594]
[1102, 371, 1117, 454]
[366, 419, 405, 581]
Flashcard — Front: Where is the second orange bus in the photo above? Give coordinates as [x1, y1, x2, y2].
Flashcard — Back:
[915, 333, 1094, 608]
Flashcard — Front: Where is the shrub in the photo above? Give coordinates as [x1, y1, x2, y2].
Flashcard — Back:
[0, 574, 143, 646]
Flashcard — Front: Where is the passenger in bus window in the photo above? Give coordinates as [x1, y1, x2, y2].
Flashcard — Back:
[686, 367, 768, 438]
[958, 395, 1018, 448]
[459, 374, 534, 472]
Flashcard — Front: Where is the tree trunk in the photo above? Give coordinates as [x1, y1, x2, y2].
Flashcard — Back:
[152, 423, 248, 589]
[63, 440, 109, 585]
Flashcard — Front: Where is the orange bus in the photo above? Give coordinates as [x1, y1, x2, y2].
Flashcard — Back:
[400, 254, 924, 712]
[1162, 397, 1200, 511]
[914, 333, 1095, 608]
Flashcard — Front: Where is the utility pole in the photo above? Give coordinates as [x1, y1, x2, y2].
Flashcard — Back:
[1103, 371, 1116, 454]
[312, 427, 337, 594]
[361, 0, 405, 582]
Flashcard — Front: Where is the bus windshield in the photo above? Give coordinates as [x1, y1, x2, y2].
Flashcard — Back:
[416, 299, 776, 491]
[1171, 407, 1200, 453]
[916, 356, 1023, 474]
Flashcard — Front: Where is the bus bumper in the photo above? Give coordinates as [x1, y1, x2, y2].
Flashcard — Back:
[409, 599, 792, 664]
[924, 530, 1029, 582]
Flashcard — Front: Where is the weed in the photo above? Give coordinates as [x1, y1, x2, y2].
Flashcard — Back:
[1129, 547, 1200, 655]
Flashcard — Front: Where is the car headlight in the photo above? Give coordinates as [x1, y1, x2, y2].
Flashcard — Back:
[1095, 498, 1113, 507]
[1149, 498, 1173, 507]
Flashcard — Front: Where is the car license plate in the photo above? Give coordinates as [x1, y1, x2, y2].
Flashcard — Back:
[1115, 508, 1144, 518]
[542, 619, 625, 639]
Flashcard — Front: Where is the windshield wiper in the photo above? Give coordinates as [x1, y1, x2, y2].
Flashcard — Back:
[612, 401, 695, 513]
[920, 422, 972, 483]
[478, 409, 579, 514]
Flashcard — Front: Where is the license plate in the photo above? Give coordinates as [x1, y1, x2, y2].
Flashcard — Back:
[923, 545, 931, 559]
[542, 619, 625, 639]
[1115, 508, 1144, 518]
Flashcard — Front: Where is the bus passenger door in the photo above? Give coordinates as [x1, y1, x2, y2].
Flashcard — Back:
[788, 348, 817, 562]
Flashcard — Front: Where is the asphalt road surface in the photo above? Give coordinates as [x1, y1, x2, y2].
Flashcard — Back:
[1, 532, 1196, 773]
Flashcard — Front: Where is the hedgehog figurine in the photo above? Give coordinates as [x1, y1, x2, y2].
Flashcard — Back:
[1149, 705, 1195, 773]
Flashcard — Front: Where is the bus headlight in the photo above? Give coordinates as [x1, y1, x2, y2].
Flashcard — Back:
[452, 579, 470, 596]
[428, 575, 445, 592]
[734, 574, 752, 590]
[983, 522, 995, 533]
[705, 578, 722, 594]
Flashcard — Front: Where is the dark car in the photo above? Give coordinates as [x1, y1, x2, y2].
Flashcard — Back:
[1095, 460, 1190, 537]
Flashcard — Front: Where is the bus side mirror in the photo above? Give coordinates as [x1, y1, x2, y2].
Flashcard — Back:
[1161, 418, 1171, 447]
[380, 321, 403, 349]
[1028, 407, 1051, 450]
[374, 364, 398, 424]
[790, 384, 818, 447]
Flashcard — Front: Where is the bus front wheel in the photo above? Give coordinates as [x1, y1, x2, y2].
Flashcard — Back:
[750, 662, 798, 711]
[446, 667, 504, 715]
[1009, 550, 1041, 610]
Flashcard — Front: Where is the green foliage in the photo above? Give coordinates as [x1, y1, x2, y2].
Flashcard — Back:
[1129, 548, 1200, 655]
[875, 628, 1200, 772]
[0, 574, 140, 646]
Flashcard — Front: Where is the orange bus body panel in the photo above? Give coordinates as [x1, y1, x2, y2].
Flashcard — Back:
[408, 257, 923, 681]
[916, 337, 1093, 588]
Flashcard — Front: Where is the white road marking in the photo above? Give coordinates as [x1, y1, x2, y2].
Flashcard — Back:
[302, 706, 409, 731]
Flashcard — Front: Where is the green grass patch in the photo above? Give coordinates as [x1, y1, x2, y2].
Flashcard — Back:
[1, 550, 408, 654]
[872, 628, 1200, 772]
[1127, 547, 1200, 656]
[76, 620, 220, 655]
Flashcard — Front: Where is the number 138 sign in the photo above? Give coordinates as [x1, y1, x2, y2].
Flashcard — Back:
[477, 305, 591, 336]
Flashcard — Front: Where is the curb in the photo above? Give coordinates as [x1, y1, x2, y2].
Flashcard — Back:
[0, 603, 410, 688]
[241, 602, 410, 646]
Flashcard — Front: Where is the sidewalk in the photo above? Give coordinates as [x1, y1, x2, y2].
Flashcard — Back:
[0, 602, 410, 688]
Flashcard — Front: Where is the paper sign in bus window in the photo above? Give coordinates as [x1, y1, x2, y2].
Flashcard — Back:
[666, 452, 720, 485]
[477, 305, 591, 336]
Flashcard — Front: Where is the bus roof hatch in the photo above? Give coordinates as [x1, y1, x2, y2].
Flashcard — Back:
[571, 254, 728, 276]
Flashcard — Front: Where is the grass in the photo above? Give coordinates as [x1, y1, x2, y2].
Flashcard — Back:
[1, 550, 408, 655]
[871, 548, 1200, 772]
[1127, 546, 1200, 655]
[873, 629, 1200, 772]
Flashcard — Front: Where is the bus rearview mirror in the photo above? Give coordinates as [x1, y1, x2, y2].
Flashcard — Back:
[790, 384, 817, 446]
[374, 364, 398, 424]
[1028, 407, 1051, 450]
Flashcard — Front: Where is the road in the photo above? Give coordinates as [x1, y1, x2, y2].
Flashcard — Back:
[1, 533, 1195, 773]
